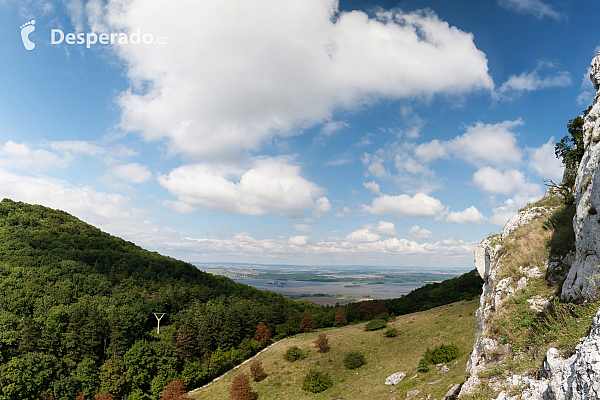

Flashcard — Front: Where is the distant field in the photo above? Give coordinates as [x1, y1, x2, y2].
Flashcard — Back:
[189, 299, 478, 400]
[288, 295, 365, 306]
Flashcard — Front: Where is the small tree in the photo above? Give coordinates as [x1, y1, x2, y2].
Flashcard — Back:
[314, 333, 330, 352]
[343, 351, 366, 370]
[229, 373, 255, 400]
[76, 393, 86, 400]
[301, 370, 332, 393]
[161, 380, 188, 400]
[249, 360, 265, 381]
[284, 346, 305, 362]
[334, 308, 347, 325]
[253, 322, 271, 343]
[300, 311, 316, 332]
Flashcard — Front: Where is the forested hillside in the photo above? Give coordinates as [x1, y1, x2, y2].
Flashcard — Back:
[0, 199, 322, 399]
[0, 199, 483, 399]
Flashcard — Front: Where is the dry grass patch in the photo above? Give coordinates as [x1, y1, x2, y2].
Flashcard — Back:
[189, 300, 479, 400]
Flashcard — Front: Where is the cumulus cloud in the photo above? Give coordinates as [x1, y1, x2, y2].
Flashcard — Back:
[409, 225, 433, 239]
[415, 120, 524, 169]
[101, 163, 153, 186]
[346, 228, 381, 243]
[289, 236, 311, 246]
[372, 221, 397, 236]
[528, 137, 563, 182]
[158, 157, 328, 218]
[445, 206, 485, 225]
[312, 197, 332, 219]
[363, 181, 381, 194]
[497, 0, 564, 20]
[86, 1, 492, 159]
[495, 60, 571, 101]
[362, 192, 445, 218]
[473, 167, 541, 196]
[0, 141, 62, 171]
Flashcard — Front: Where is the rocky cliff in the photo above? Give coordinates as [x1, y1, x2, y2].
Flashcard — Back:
[561, 51, 600, 301]
[459, 52, 600, 400]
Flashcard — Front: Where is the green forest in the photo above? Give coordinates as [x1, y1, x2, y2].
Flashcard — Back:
[0, 199, 482, 400]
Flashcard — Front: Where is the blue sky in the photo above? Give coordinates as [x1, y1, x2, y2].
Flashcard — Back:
[1, 0, 598, 270]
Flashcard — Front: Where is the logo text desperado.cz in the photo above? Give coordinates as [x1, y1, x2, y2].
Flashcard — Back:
[51, 29, 167, 48]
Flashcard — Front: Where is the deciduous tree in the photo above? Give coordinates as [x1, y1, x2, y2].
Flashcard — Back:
[334, 308, 347, 325]
[160, 380, 187, 400]
[253, 322, 270, 343]
[229, 373, 254, 400]
[300, 311, 316, 333]
[249, 360, 264, 381]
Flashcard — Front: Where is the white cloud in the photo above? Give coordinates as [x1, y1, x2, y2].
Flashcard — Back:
[362, 192, 445, 218]
[101, 163, 153, 186]
[294, 224, 312, 233]
[363, 181, 381, 194]
[414, 139, 448, 162]
[409, 225, 433, 239]
[445, 206, 485, 225]
[496, 60, 571, 101]
[473, 167, 542, 197]
[527, 137, 563, 182]
[372, 221, 397, 236]
[182, 230, 477, 260]
[312, 197, 332, 219]
[497, 0, 564, 20]
[0, 141, 62, 171]
[450, 120, 524, 168]
[289, 236, 311, 246]
[414, 120, 524, 169]
[89, 1, 493, 159]
[362, 151, 388, 178]
[321, 121, 349, 136]
[158, 157, 326, 218]
[576, 67, 595, 106]
[346, 228, 381, 243]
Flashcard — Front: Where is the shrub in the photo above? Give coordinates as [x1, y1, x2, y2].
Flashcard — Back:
[301, 370, 332, 393]
[418, 344, 459, 372]
[229, 373, 255, 400]
[343, 351, 366, 370]
[284, 346, 305, 362]
[314, 333, 330, 352]
[249, 360, 265, 382]
[94, 395, 115, 400]
[365, 318, 387, 331]
[383, 328, 398, 337]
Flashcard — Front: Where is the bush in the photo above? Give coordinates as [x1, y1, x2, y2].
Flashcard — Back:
[365, 318, 387, 331]
[314, 333, 330, 352]
[343, 351, 366, 370]
[284, 346, 305, 362]
[249, 360, 265, 382]
[301, 370, 332, 393]
[383, 328, 398, 337]
[418, 344, 459, 372]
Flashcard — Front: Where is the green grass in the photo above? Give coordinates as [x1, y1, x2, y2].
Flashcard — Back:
[473, 194, 598, 393]
[189, 300, 479, 400]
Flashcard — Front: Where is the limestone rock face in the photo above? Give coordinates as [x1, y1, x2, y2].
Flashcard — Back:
[490, 307, 600, 400]
[562, 51, 600, 301]
[384, 372, 406, 386]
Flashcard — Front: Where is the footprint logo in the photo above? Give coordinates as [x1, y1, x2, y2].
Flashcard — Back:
[20, 19, 36, 50]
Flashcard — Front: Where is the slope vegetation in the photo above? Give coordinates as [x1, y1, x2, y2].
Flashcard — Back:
[190, 300, 479, 400]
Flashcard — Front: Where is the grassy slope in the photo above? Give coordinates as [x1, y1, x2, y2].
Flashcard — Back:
[191, 300, 479, 400]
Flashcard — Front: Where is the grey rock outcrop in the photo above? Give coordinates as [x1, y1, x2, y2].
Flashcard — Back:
[490, 306, 600, 400]
[385, 372, 406, 386]
[562, 51, 600, 301]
